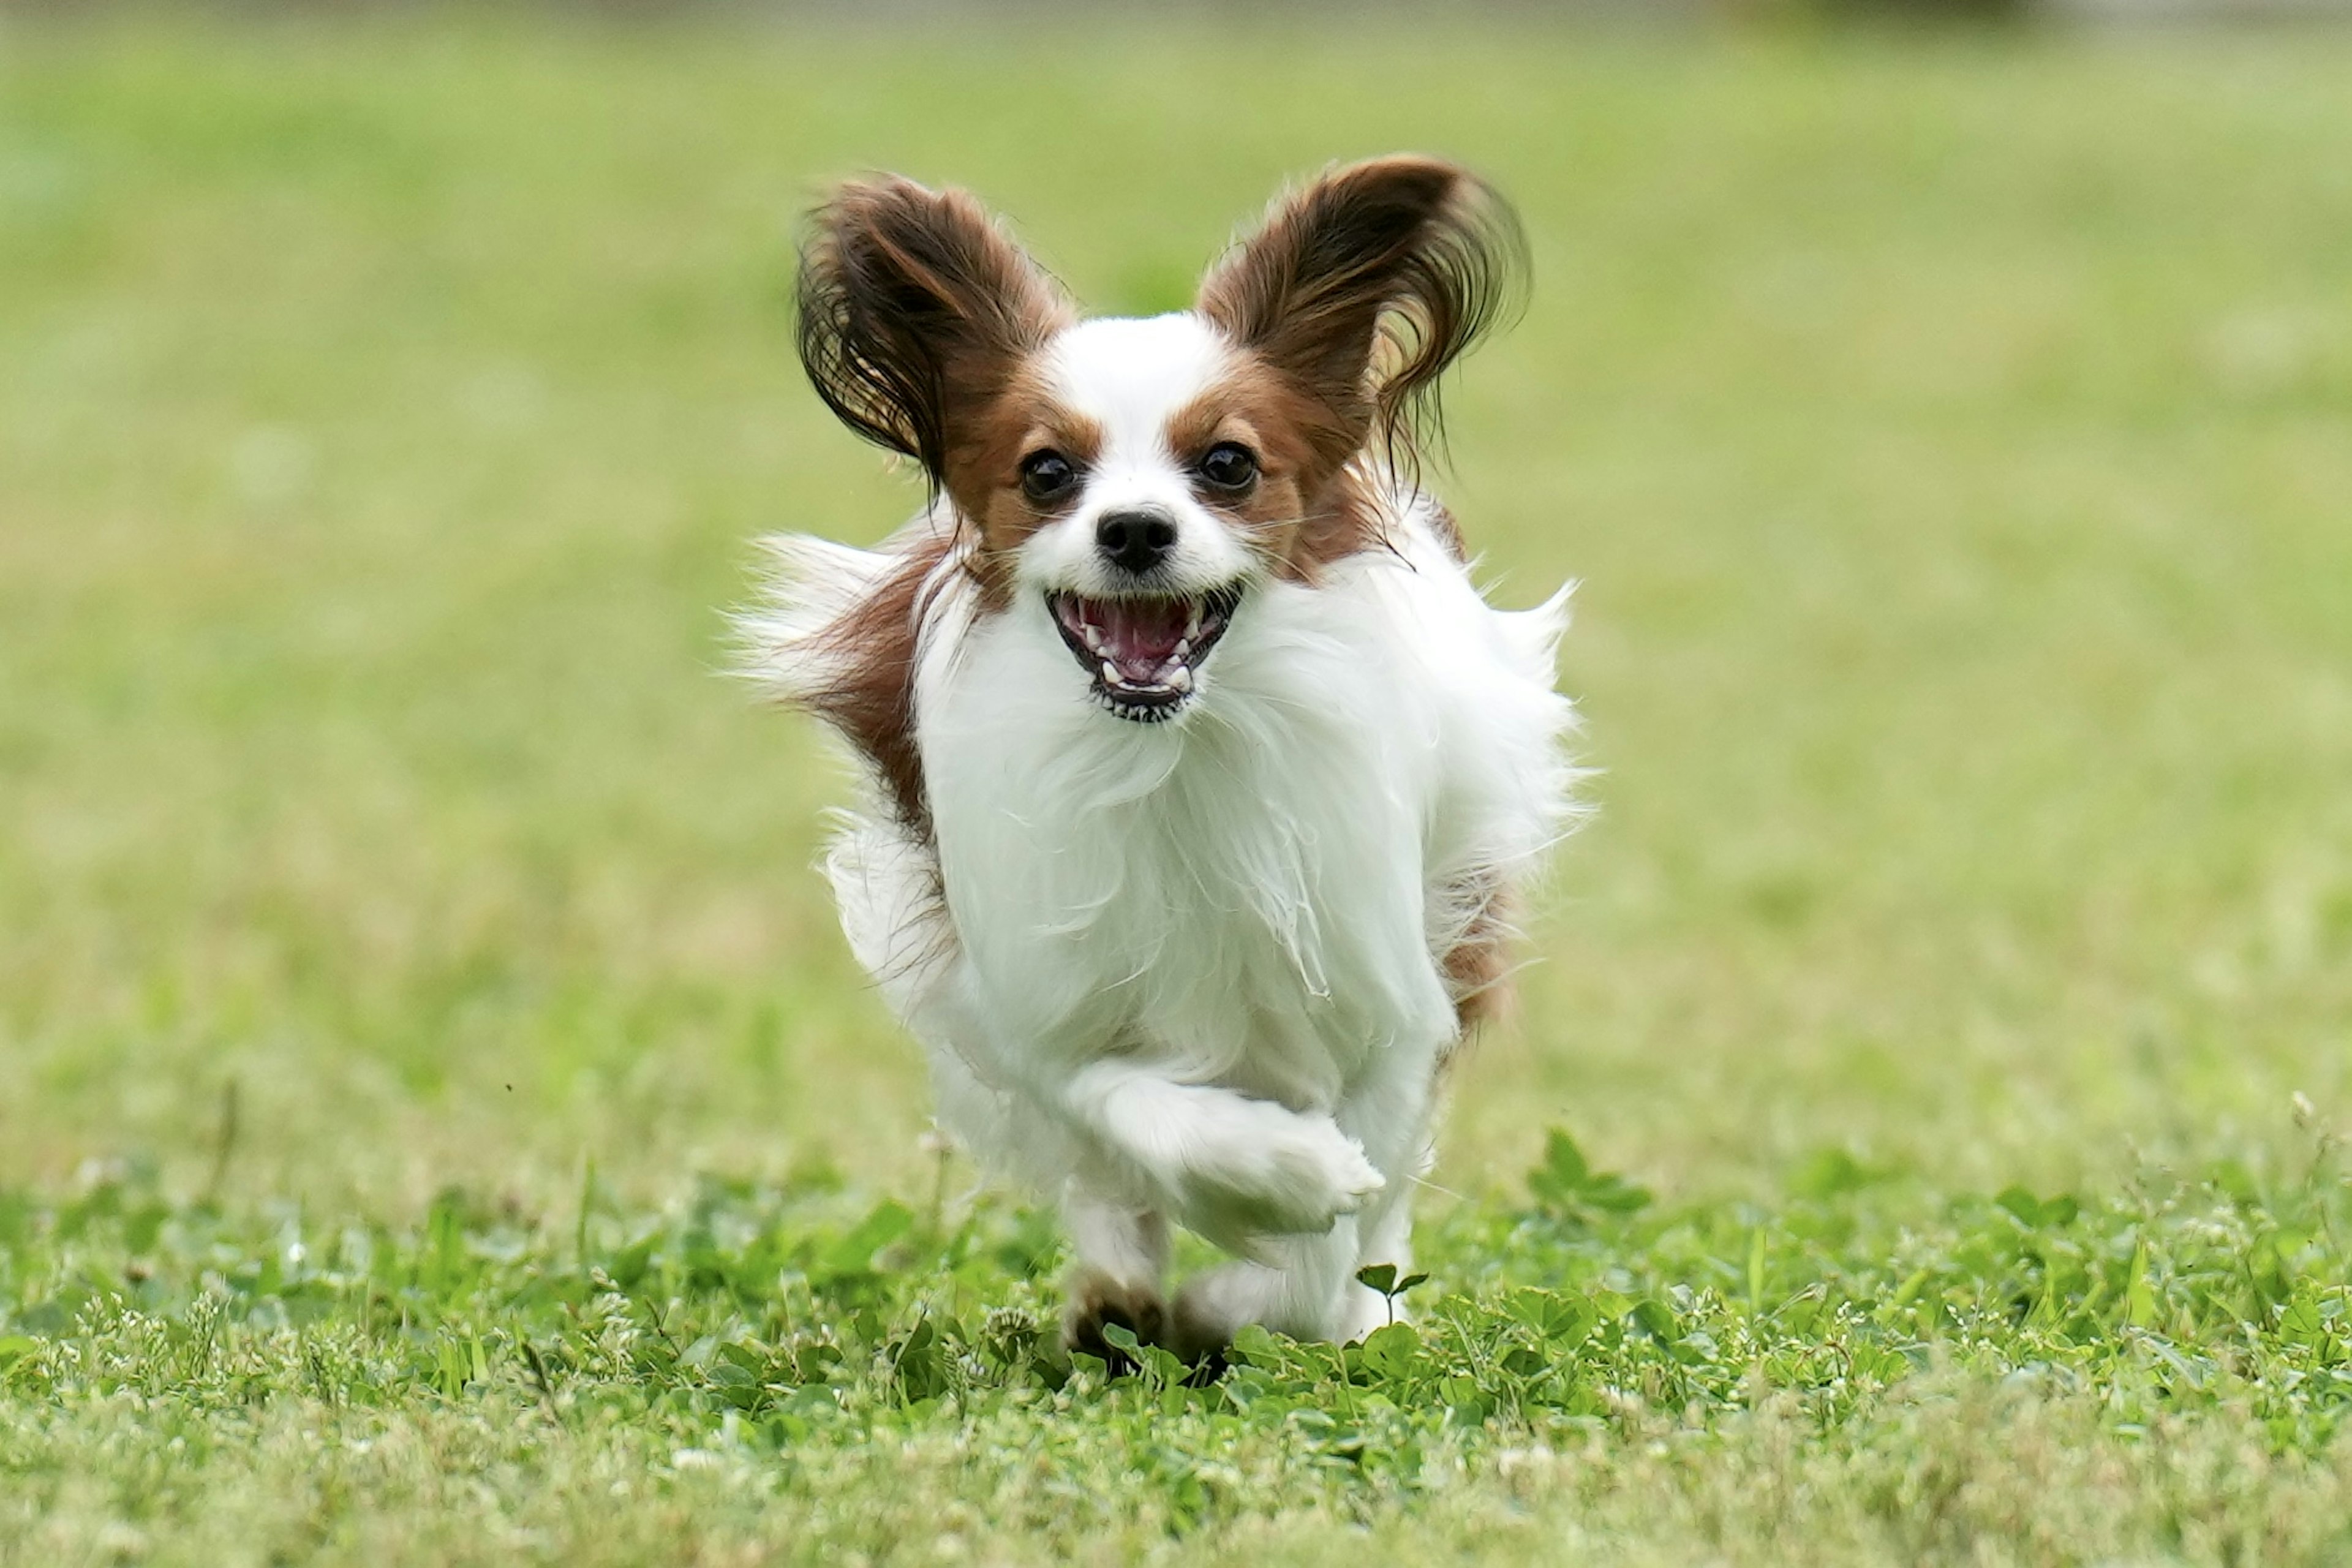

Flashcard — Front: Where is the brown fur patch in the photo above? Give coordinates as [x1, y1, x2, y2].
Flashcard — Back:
[802, 526, 957, 839]
[1286, 463, 1385, 580]
[1439, 877, 1518, 1035]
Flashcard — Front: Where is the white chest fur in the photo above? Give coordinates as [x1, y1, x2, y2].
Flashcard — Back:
[922, 571, 1451, 1114]
[908, 513, 1574, 1126]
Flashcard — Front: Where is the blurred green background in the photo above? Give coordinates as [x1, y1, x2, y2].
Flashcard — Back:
[3, 12, 2349, 1216]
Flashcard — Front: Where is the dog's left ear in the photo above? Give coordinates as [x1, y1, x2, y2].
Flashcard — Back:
[1197, 156, 1525, 472]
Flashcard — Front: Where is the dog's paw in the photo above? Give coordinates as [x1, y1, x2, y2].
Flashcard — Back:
[1265, 1117, 1386, 1230]
[1061, 1270, 1169, 1374]
[1188, 1109, 1385, 1238]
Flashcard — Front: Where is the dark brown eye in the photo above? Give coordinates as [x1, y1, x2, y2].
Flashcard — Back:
[1199, 442, 1257, 493]
[1019, 450, 1078, 505]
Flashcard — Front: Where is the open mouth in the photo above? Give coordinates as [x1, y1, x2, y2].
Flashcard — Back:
[1048, 586, 1243, 722]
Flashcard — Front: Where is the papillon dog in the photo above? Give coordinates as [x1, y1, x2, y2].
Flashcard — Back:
[744, 156, 1578, 1361]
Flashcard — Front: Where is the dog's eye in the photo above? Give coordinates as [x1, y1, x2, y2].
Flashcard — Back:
[1019, 450, 1079, 505]
[1198, 443, 1258, 493]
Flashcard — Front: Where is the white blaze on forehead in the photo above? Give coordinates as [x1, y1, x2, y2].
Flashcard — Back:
[1042, 314, 1231, 461]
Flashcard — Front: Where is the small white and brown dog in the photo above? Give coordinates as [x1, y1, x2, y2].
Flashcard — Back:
[744, 156, 1577, 1362]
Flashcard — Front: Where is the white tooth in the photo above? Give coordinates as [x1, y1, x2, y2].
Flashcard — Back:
[1167, 665, 1193, 693]
[1185, 605, 1203, 638]
[1101, 660, 1120, 687]
[1172, 638, 1192, 662]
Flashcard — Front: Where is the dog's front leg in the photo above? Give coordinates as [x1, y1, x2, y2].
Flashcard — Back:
[1169, 1145, 1420, 1355]
[1061, 1061, 1385, 1245]
[1169, 1224, 1373, 1356]
[1059, 1185, 1169, 1366]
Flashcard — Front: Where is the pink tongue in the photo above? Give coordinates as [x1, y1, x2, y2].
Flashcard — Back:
[1095, 598, 1187, 679]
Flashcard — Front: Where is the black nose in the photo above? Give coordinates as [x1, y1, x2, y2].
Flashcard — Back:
[1095, 508, 1178, 575]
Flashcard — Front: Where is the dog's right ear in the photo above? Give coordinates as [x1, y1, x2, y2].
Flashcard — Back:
[796, 176, 1071, 484]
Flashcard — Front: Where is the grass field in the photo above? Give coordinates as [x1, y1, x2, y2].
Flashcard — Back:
[6, 14, 2352, 1562]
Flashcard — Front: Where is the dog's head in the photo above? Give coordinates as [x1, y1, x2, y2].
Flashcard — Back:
[795, 157, 1523, 722]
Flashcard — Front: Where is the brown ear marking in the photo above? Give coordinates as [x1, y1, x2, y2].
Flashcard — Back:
[795, 176, 1073, 488]
[1196, 156, 1526, 480]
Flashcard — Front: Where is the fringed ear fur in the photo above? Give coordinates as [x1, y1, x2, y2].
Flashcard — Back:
[795, 176, 1072, 485]
[1196, 156, 1526, 477]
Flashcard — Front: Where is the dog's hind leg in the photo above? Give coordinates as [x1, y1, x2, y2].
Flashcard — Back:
[1059, 1184, 1170, 1369]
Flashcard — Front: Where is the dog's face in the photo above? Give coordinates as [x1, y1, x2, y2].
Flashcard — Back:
[795, 157, 1520, 722]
